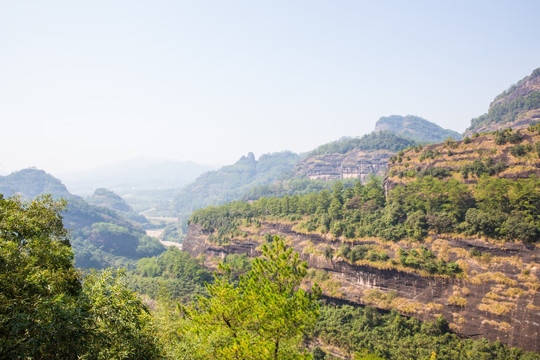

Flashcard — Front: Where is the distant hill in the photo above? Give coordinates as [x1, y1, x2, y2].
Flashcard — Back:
[87, 188, 149, 224]
[59, 156, 216, 195]
[0, 169, 164, 268]
[309, 131, 417, 156]
[294, 128, 420, 183]
[87, 188, 133, 212]
[173, 151, 300, 220]
[375, 115, 462, 143]
[465, 67, 540, 136]
[0, 168, 72, 199]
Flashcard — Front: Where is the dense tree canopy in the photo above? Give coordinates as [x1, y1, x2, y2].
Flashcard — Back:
[191, 174, 540, 245]
[170, 238, 321, 359]
[0, 195, 160, 359]
[0, 195, 83, 359]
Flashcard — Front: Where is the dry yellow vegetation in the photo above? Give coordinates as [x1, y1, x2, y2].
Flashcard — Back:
[478, 298, 516, 316]
[482, 319, 512, 332]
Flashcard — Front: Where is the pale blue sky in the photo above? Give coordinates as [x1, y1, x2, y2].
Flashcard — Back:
[1, 1, 539, 174]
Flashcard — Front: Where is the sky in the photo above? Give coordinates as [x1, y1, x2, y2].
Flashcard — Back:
[1, 0, 539, 175]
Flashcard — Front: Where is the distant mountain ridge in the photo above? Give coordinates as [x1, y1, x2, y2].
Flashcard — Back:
[60, 157, 216, 195]
[375, 115, 462, 143]
[0, 168, 72, 200]
[309, 131, 417, 156]
[173, 151, 301, 221]
[294, 116, 457, 182]
[465, 67, 540, 136]
[172, 116, 459, 215]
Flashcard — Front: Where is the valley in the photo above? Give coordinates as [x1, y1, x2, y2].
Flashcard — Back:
[2, 67, 540, 359]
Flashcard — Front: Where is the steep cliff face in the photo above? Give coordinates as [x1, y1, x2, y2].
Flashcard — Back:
[294, 150, 393, 182]
[184, 222, 540, 352]
[294, 116, 461, 182]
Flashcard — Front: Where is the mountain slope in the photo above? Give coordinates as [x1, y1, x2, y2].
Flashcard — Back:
[183, 125, 540, 351]
[386, 124, 540, 192]
[0, 168, 72, 199]
[294, 117, 460, 182]
[465, 67, 540, 136]
[375, 115, 462, 143]
[0, 169, 165, 268]
[173, 151, 300, 220]
[294, 130, 417, 182]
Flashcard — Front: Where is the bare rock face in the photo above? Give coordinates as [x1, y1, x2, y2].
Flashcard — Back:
[294, 150, 394, 182]
[184, 222, 540, 352]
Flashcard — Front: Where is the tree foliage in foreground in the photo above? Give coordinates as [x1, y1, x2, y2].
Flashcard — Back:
[167, 238, 321, 359]
[0, 195, 160, 359]
[0, 195, 84, 358]
[125, 247, 212, 303]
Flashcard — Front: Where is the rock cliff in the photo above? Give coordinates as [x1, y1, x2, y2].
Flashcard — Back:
[294, 150, 393, 182]
[183, 222, 540, 352]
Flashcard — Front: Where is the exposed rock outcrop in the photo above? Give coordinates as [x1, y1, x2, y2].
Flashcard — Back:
[184, 222, 540, 352]
[294, 150, 393, 182]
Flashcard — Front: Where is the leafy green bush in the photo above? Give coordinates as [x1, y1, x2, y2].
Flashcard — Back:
[398, 247, 460, 275]
[509, 143, 532, 157]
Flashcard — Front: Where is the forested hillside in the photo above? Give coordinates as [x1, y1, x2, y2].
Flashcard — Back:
[375, 115, 462, 143]
[309, 131, 417, 156]
[173, 151, 301, 221]
[466, 67, 540, 135]
[2, 158, 540, 358]
[0, 169, 164, 268]
[184, 124, 540, 352]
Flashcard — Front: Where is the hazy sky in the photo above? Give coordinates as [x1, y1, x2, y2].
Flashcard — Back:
[1, 1, 539, 174]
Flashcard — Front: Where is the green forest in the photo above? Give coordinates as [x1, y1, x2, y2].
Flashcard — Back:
[3, 193, 540, 359]
[190, 173, 539, 247]
[467, 68, 540, 133]
[2, 4, 540, 358]
[309, 131, 417, 155]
